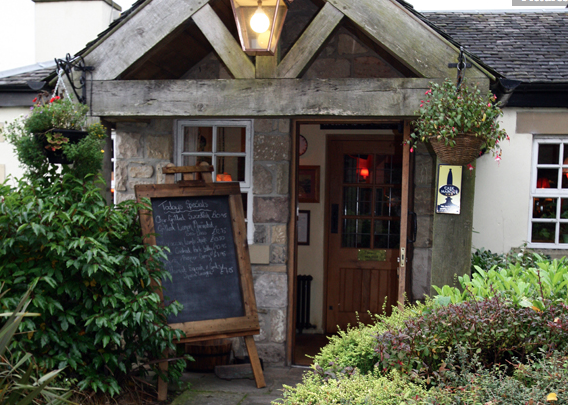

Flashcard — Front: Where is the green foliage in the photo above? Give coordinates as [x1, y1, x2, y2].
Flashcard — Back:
[0, 282, 72, 405]
[408, 79, 507, 157]
[433, 256, 568, 309]
[374, 297, 568, 379]
[274, 369, 429, 405]
[312, 303, 427, 375]
[1, 96, 107, 180]
[0, 174, 185, 396]
[471, 246, 547, 273]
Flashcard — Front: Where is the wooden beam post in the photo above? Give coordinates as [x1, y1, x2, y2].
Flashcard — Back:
[192, 4, 256, 79]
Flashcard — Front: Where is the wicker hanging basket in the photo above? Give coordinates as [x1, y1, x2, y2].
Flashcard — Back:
[429, 133, 484, 166]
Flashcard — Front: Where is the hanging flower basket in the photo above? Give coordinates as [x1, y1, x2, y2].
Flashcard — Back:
[38, 129, 89, 164]
[429, 133, 484, 166]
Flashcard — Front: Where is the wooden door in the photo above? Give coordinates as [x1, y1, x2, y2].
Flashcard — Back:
[325, 136, 405, 333]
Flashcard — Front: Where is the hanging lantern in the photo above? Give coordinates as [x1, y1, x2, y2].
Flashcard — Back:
[230, 0, 288, 56]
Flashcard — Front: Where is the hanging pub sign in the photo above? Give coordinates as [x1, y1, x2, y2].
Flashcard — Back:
[435, 164, 462, 215]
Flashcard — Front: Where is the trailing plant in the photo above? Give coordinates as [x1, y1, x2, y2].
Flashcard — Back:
[374, 297, 568, 380]
[0, 173, 186, 396]
[408, 79, 508, 160]
[0, 282, 72, 405]
[433, 256, 568, 309]
[1, 95, 107, 179]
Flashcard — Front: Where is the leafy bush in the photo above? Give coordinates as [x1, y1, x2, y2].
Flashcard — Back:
[0, 174, 185, 395]
[313, 302, 427, 375]
[274, 369, 429, 405]
[434, 257, 568, 309]
[471, 246, 547, 273]
[0, 282, 72, 405]
[374, 297, 568, 379]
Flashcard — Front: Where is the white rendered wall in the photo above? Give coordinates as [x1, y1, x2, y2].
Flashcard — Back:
[472, 108, 533, 254]
[0, 108, 30, 184]
[35, 1, 120, 63]
[0, 0, 35, 71]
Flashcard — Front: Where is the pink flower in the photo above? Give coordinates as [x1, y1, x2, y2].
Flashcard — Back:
[506, 135, 510, 141]
[467, 164, 474, 171]
[493, 94, 497, 100]
[452, 127, 455, 131]
[55, 96, 60, 100]
[425, 91, 429, 95]
[495, 155, 501, 165]
[487, 103, 492, 108]
[410, 147, 414, 153]
[420, 104, 424, 107]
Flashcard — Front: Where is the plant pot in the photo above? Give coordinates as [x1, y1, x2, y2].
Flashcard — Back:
[38, 129, 88, 164]
[185, 339, 232, 372]
[429, 133, 484, 166]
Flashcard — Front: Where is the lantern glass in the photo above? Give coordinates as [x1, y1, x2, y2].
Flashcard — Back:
[230, 0, 288, 56]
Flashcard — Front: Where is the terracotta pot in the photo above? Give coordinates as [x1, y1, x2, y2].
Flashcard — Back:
[429, 133, 484, 166]
[39, 129, 88, 164]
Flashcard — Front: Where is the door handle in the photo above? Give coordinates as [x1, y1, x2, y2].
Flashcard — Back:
[331, 204, 339, 234]
[408, 211, 417, 243]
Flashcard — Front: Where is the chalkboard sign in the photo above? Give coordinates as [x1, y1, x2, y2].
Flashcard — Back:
[135, 181, 260, 340]
[151, 195, 244, 324]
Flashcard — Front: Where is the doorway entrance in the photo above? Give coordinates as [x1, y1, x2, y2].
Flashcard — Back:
[291, 122, 411, 365]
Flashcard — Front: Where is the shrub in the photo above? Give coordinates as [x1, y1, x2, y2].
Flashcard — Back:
[313, 302, 428, 375]
[0, 174, 185, 396]
[471, 246, 548, 273]
[433, 257, 568, 309]
[374, 297, 568, 380]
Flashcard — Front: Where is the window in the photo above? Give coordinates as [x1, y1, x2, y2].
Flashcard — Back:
[529, 137, 568, 247]
[175, 120, 254, 244]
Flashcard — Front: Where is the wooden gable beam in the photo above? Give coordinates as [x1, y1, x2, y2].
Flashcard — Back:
[326, 0, 488, 79]
[192, 4, 255, 79]
[84, 0, 210, 81]
[275, 2, 343, 79]
[91, 78, 489, 118]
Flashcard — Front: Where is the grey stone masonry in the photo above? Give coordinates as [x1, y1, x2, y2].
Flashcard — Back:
[412, 143, 436, 301]
[114, 119, 174, 203]
[250, 117, 291, 365]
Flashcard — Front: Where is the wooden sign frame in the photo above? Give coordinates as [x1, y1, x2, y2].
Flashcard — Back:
[135, 173, 265, 396]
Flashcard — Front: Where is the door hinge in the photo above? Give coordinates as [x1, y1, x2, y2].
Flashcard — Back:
[399, 247, 406, 268]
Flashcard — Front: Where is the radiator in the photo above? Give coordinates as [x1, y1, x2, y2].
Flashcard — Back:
[296, 275, 316, 333]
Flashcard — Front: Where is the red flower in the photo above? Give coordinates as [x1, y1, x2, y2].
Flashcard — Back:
[55, 96, 60, 100]
[32, 97, 37, 103]
[50, 98, 55, 103]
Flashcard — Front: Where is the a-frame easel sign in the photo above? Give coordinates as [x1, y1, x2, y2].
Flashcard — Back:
[135, 165, 265, 400]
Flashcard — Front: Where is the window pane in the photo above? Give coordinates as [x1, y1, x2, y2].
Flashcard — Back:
[218, 127, 246, 153]
[183, 155, 212, 167]
[374, 220, 400, 249]
[375, 155, 402, 185]
[533, 197, 557, 219]
[343, 187, 372, 216]
[536, 168, 558, 189]
[216, 156, 245, 182]
[561, 198, 568, 220]
[183, 126, 212, 152]
[342, 219, 371, 248]
[344, 154, 373, 184]
[560, 223, 568, 244]
[538, 143, 560, 164]
[531, 222, 555, 243]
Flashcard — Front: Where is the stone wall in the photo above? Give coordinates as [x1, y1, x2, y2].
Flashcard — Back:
[114, 117, 292, 366]
[411, 144, 436, 301]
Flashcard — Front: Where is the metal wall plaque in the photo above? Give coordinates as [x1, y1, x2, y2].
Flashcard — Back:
[357, 249, 387, 261]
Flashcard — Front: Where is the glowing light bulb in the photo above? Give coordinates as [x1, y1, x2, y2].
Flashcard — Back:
[250, 5, 270, 34]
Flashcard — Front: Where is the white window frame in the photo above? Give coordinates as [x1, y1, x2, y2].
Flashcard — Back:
[528, 136, 568, 249]
[175, 119, 254, 245]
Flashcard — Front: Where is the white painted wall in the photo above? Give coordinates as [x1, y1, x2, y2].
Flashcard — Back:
[0, 0, 35, 71]
[0, 107, 30, 184]
[472, 108, 533, 253]
[35, 1, 120, 63]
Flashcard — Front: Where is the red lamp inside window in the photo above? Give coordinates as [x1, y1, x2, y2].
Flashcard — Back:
[357, 157, 369, 179]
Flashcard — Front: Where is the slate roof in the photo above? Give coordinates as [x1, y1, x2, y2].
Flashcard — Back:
[422, 11, 568, 82]
[0, 62, 56, 90]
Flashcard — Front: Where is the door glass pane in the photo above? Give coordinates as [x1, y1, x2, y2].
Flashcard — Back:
[388, 188, 402, 217]
[183, 126, 212, 152]
[342, 219, 371, 248]
[344, 154, 373, 184]
[218, 127, 246, 153]
[538, 143, 560, 164]
[216, 156, 245, 182]
[375, 155, 402, 185]
[532, 197, 557, 219]
[343, 187, 372, 216]
[536, 168, 558, 189]
[374, 220, 400, 249]
[531, 222, 555, 243]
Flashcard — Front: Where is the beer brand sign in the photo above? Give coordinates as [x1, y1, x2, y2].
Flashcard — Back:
[436, 165, 462, 215]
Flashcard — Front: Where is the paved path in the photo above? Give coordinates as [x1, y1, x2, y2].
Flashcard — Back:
[170, 367, 307, 405]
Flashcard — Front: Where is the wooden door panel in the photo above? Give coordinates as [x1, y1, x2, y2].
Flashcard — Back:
[325, 136, 404, 333]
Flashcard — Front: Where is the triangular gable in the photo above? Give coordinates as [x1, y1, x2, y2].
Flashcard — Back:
[83, 0, 494, 81]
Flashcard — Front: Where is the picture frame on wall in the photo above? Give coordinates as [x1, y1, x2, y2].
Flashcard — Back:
[298, 166, 320, 203]
[298, 210, 310, 245]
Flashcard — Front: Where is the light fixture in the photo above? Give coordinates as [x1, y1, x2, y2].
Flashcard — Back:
[230, 0, 288, 56]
